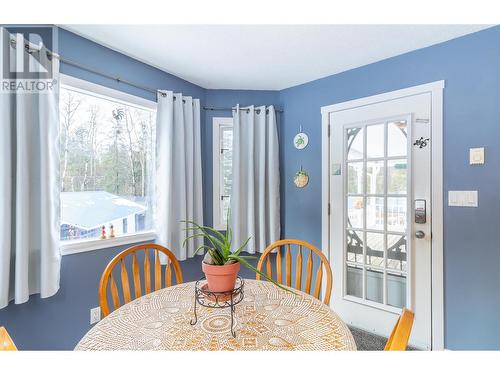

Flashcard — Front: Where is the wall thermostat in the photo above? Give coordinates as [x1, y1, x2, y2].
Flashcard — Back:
[469, 147, 485, 165]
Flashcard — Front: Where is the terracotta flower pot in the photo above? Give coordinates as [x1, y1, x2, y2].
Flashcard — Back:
[202, 261, 240, 292]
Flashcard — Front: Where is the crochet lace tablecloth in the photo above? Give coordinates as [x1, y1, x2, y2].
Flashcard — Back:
[75, 279, 356, 351]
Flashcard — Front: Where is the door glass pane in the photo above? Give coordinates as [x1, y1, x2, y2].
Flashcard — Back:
[388, 159, 407, 194]
[366, 124, 384, 158]
[366, 232, 384, 267]
[346, 264, 363, 298]
[366, 161, 384, 195]
[347, 230, 364, 263]
[347, 128, 364, 160]
[366, 268, 384, 303]
[366, 197, 384, 230]
[347, 162, 364, 194]
[347, 196, 364, 228]
[387, 197, 407, 232]
[343, 119, 410, 310]
[387, 235, 407, 272]
[387, 272, 406, 308]
[388, 120, 407, 157]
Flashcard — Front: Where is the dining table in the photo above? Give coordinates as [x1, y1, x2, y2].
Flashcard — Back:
[75, 279, 356, 351]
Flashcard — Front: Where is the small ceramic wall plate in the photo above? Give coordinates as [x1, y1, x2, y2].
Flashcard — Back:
[294, 169, 309, 188]
[293, 132, 309, 149]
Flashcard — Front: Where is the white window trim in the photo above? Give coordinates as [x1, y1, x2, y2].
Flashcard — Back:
[321, 80, 445, 350]
[60, 74, 157, 111]
[212, 117, 233, 230]
[59, 74, 158, 256]
[60, 231, 157, 256]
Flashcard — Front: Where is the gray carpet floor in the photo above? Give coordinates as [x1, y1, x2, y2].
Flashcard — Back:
[349, 326, 418, 350]
[349, 326, 388, 350]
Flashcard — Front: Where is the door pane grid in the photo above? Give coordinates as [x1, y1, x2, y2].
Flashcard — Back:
[383, 121, 388, 305]
[345, 119, 408, 309]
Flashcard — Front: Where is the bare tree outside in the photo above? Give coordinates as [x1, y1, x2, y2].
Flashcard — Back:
[59, 87, 156, 241]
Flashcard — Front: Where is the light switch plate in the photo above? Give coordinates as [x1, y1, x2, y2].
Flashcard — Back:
[469, 147, 485, 165]
[448, 190, 478, 207]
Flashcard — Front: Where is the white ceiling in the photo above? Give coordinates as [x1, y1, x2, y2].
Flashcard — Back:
[61, 25, 491, 90]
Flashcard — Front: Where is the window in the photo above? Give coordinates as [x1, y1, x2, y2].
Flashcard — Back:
[345, 119, 409, 309]
[212, 117, 233, 230]
[59, 77, 156, 244]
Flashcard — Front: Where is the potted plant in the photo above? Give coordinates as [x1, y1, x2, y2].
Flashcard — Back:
[182, 219, 290, 293]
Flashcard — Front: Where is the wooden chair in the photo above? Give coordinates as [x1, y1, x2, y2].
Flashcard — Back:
[256, 239, 333, 304]
[384, 308, 415, 351]
[0, 327, 17, 351]
[99, 244, 183, 317]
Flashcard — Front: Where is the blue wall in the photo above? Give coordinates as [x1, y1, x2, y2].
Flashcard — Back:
[58, 28, 205, 103]
[0, 28, 270, 350]
[279, 25, 500, 349]
[0, 242, 260, 350]
[2, 25, 500, 350]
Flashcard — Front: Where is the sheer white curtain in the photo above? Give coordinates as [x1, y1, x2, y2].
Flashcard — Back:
[231, 105, 280, 254]
[155, 91, 203, 260]
[0, 27, 61, 309]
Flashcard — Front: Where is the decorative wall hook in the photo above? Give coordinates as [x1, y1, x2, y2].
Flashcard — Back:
[294, 166, 309, 188]
[413, 137, 430, 149]
[294, 126, 309, 149]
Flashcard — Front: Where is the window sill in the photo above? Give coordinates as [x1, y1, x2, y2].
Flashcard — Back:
[60, 231, 157, 256]
[212, 223, 227, 232]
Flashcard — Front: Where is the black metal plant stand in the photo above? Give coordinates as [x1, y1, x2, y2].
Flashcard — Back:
[190, 277, 244, 338]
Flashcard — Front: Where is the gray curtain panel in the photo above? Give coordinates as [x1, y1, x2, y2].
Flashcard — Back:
[0, 27, 61, 308]
[155, 91, 203, 260]
[231, 105, 280, 254]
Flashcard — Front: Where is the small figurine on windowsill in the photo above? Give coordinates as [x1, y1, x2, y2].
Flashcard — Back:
[100, 225, 106, 240]
[108, 224, 115, 239]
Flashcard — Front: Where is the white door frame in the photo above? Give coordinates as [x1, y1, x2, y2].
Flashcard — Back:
[320, 80, 444, 350]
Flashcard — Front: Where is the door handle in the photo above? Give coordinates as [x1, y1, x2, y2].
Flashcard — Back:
[415, 230, 425, 239]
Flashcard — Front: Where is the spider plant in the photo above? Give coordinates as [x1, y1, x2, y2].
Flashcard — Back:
[182, 217, 292, 292]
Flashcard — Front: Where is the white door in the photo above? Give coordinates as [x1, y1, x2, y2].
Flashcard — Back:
[329, 92, 432, 349]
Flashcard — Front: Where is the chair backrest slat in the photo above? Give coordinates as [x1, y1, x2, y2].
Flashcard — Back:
[304, 249, 314, 294]
[165, 257, 172, 287]
[99, 244, 183, 317]
[285, 244, 292, 287]
[276, 248, 282, 284]
[256, 239, 332, 304]
[295, 245, 303, 290]
[120, 259, 131, 304]
[144, 249, 151, 294]
[313, 264, 323, 299]
[154, 250, 162, 291]
[109, 275, 121, 310]
[266, 257, 272, 279]
[132, 253, 142, 299]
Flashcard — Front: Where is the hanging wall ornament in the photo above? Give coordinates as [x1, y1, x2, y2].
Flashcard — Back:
[294, 166, 309, 188]
[293, 125, 309, 150]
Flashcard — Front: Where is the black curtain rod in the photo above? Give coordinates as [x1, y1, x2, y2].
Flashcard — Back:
[61, 57, 283, 112]
[10, 38, 283, 110]
[203, 106, 284, 113]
